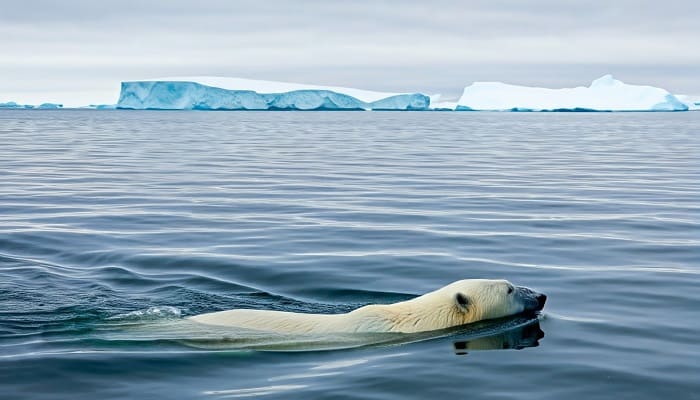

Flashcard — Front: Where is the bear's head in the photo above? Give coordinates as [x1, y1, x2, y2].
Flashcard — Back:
[352, 278, 546, 333]
[446, 279, 546, 324]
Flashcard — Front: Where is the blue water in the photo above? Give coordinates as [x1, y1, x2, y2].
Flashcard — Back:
[1, 110, 699, 399]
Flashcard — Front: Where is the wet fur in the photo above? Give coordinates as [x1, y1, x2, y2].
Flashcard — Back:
[188, 279, 544, 334]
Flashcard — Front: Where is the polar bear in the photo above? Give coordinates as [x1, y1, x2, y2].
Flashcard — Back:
[188, 279, 546, 334]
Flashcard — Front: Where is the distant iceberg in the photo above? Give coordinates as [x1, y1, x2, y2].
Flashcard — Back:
[0, 101, 62, 109]
[676, 95, 700, 111]
[0, 101, 32, 109]
[82, 104, 117, 110]
[37, 103, 63, 109]
[456, 75, 688, 112]
[117, 77, 431, 111]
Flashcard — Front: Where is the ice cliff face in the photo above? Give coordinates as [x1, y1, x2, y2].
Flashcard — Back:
[117, 77, 430, 111]
[456, 75, 688, 112]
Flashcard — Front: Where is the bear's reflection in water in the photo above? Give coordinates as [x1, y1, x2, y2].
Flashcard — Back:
[452, 320, 544, 355]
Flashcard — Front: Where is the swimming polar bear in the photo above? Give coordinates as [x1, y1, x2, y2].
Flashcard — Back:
[188, 279, 546, 334]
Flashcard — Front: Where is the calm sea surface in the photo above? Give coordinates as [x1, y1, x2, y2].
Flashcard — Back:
[1, 110, 699, 399]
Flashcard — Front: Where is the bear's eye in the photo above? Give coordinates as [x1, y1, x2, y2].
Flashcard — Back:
[507, 286, 514, 294]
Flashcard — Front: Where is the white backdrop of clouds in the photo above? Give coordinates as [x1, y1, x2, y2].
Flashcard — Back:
[1, 0, 698, 105]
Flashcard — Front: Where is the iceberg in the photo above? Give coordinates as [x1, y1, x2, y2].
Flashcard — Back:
[676, 95, 700, 111]
[83, 104, 117, 110]
[456, 75, 688, 112]
[117, 77, 431, 111]
[37, 103, 63, 109]
[1, 88, 120, 109]
[0, 101, 32, 109]
[0, 101, 62, 109]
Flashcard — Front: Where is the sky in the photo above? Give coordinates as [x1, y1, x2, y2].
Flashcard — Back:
[1, 0, 698, 106]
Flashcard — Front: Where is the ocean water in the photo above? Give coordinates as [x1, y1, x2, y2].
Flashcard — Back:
[0, 110, 698, 399]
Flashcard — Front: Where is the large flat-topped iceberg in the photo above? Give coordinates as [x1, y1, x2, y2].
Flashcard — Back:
[117, 77, 431, 111]
[456, 75, 688, 112]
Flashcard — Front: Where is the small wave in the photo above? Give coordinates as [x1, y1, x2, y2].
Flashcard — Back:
[310, 352, 410, 371]
[106, 306, 183, 321]
[544, 312, 607, 323]
[203, 384, 308, 398]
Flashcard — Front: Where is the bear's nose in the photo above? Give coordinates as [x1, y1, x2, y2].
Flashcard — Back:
[536, 294, 547, 311]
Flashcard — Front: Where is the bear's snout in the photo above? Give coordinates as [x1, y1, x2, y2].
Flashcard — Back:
[536, 294, 547, 311]
[516, 286, 547, 313]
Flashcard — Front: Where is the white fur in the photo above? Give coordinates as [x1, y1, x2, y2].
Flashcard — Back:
[188, 279, 529, 334]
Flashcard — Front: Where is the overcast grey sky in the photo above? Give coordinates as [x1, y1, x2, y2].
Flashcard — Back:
[1, 0, 698, 104]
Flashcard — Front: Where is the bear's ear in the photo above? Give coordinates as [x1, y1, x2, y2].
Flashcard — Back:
[455, 292, 470, 312]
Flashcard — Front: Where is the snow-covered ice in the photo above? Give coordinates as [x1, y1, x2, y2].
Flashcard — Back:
[456, 75, 688, 112]
[117, 77, 431, 111]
